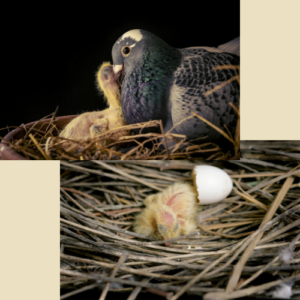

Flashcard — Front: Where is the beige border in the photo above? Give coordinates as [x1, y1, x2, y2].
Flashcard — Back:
[241, 0, 300, 140]
[1, 161, 60, 299]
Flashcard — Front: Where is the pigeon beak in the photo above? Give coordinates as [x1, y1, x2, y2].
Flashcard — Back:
[113, 64, 124, 87]
[164, 241, 171, 247]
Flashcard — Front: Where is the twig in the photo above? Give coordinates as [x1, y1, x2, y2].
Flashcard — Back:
[99, 254, 128, 300]
[226, 176, 295, 292]
[203, 273, 300, 300]
[191, 112, 235, 145]
[29, 133, 50, 160]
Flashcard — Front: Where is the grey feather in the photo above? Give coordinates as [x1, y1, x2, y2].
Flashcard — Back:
[169, 48, 239, 141]
[111, 30, 240, 143]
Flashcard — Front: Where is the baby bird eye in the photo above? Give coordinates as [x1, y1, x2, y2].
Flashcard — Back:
[173, 220, 179, 231]
[157, 224, 168, 235]
[121, 46, 131, 57]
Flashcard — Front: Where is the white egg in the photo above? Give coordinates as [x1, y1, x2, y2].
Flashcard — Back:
[192, 165, 233, 204]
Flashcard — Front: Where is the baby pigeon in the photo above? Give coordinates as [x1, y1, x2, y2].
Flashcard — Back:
[59, 62, 129, 148]
[112, 29, 240, 142]
[133, 182, 198, 246]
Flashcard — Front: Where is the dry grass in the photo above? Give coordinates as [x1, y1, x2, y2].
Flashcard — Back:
[1, 110, 239, 160]
[60, 155, 300, 299]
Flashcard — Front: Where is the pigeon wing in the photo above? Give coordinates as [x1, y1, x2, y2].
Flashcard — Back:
[169, 48, 240, 141]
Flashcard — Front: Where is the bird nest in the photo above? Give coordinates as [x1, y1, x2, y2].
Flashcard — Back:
[1, 108, 239, 160]
[60, 149, 300, 299]
[1, 64, 240, 160]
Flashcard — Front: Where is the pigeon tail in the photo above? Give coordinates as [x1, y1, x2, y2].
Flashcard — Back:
[217, 37, 240, 56]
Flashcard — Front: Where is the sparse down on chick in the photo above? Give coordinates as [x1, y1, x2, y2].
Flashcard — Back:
[133, 182, 198, 246]
[59, 62, 128, 146]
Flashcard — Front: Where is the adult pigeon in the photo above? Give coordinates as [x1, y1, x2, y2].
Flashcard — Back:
[112, 29, 240, 143]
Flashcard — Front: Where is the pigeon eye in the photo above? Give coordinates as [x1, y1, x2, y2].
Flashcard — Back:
[121, 46, 131, 57]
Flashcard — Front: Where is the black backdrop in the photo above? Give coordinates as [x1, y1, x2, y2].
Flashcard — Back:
[1, 1, 240, 137]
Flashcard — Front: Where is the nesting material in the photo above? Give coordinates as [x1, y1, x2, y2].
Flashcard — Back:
[60, 152, 300, 299]
[1, 115, 239, 160]
[269, 283, 293, 299]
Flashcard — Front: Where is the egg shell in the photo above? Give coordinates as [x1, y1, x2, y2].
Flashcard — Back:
[192, 165, 233, 204]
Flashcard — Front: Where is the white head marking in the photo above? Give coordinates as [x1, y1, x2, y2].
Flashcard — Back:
[117, 29, 143, 44]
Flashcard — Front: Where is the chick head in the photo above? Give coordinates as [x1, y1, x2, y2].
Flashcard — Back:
[133, 182, 198, 247]
[154, 206, 180, 246]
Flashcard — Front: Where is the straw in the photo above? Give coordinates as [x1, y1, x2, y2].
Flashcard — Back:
[60, 151, 300, 299]
[2, 108, 239, 160]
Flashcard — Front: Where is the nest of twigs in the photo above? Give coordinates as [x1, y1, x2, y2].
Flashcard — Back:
[60, 148, 300, 299]
[1, 110, 239, 160]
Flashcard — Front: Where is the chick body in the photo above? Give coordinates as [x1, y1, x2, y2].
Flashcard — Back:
[134, 182, 198, 246]
[59, 62, 129, 147]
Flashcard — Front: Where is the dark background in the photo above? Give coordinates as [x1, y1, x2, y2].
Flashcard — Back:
[1, 1, 240, 137]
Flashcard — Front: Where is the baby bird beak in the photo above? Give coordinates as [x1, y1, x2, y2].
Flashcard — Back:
[164, 241, 171, 247]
